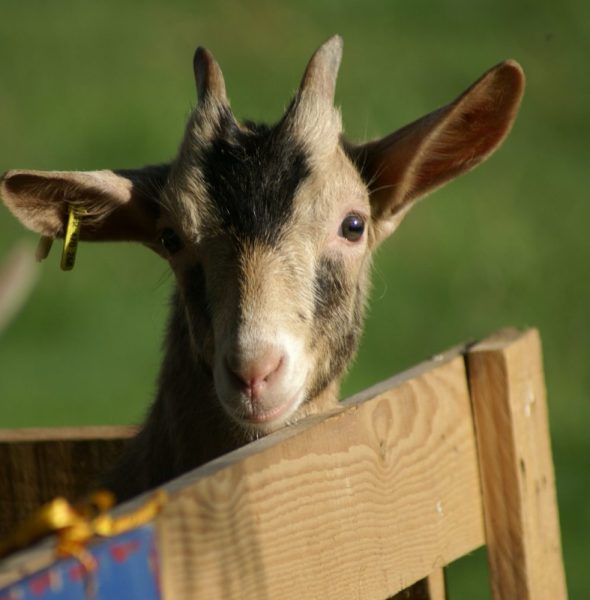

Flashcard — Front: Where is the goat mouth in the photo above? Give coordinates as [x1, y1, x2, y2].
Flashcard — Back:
[243, 399, 293, 424]
[236, 386, 305, 427]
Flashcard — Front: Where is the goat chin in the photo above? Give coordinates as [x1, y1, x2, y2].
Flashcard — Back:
[216, 380, 308, 434]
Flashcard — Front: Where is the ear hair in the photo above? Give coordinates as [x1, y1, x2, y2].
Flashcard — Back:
[1, 164, 170, 243]
[347, 60, 525, 241]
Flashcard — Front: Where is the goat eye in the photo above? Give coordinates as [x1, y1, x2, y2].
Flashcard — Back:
[160, 228, 183, 255]
[340, 213, 365, 242]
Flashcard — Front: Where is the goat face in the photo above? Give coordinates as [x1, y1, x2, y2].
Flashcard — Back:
[0, 36, 525, 435]
[160, 93, 372, 433]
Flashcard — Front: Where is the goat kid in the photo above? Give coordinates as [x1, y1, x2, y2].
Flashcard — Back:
[0, 37, 524, 501]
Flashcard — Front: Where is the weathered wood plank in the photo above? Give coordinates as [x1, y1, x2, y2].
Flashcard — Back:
[0, 426, 135, 539]
[466, 329, 567, 599]
[157, 350, 484, 599]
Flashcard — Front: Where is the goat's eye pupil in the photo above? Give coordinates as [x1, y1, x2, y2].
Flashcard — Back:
[160, 228, 183, 255]
[340, 214, 365, 242]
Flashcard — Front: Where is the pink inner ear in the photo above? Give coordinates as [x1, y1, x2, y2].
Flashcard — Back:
[414, 63, 525, 197]
[355, 60, 524, 225]
[408, 101, 511, 201]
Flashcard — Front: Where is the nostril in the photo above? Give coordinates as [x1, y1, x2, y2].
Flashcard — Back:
[224, 348, 284, 398]
[262, 355, 283, 382]
[225, 356, 246, 389]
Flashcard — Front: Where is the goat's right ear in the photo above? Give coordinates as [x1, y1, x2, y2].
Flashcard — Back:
[347, 60, 525, 244]
[0, 164, 170, 244]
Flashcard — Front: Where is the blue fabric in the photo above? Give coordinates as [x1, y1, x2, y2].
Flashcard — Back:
[0, 525, 160, 600]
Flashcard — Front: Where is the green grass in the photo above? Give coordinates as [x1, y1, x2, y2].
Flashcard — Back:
[0, 0, 588, 595]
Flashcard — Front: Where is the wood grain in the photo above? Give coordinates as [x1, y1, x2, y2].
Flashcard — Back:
[391, 569, 446, 599]
[0, 426, 135, 538]
[1, 329, 566, 599]
[424, 569, 446, 599]
[466, 329, 567, 599]
[156, 351, 484, 600]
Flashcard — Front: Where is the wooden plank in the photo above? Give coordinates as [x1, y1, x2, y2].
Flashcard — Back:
[0, 426, 136, 443]
[391, 569, 446, 599]
[425, 569, 446, 599]
[0, 426, 135, 539]
[466, 328, 567, 599]
[156, 349, 484, 599]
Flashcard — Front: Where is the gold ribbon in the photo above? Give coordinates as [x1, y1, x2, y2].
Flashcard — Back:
[0, 490, 167, 561]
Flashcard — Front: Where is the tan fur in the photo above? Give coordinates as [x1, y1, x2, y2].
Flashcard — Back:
[159, 99, 229, 238]
[288, 94, 343, 162]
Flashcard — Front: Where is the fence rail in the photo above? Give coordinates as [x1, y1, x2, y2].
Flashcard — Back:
[0, 328, 567, 599]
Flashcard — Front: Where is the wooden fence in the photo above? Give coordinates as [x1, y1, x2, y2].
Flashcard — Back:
[0, 328, 567, 599]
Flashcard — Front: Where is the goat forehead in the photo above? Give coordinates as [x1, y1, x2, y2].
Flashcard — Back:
[190, 117, 311, 245]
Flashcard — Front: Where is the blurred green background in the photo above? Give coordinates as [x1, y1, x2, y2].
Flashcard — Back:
[0, 0, 587, 595]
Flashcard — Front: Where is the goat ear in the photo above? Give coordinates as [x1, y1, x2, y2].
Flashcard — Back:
[0, 164, 170, 243]
[348, 60, 525, 242]
[193, 47, 228, 106]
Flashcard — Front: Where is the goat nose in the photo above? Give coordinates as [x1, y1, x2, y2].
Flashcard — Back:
[225, 347, 284, 400]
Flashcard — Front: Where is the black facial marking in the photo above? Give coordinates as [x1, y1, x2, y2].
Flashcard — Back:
[313, 256, 347, 322]
[160, 228, 183, 255]
[307, 256, 365, 402]
[200, 111, 310, 246]
[183, 263, 211, 325]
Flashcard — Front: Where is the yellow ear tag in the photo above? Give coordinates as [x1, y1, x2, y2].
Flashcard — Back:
[61, 206, 83, 271]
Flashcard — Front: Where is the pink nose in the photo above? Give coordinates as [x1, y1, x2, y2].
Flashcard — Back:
[225, 346, 284, 401]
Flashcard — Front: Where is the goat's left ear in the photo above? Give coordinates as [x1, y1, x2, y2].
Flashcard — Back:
[347, 60, 525, 243]
[1, 165, 170, 244]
